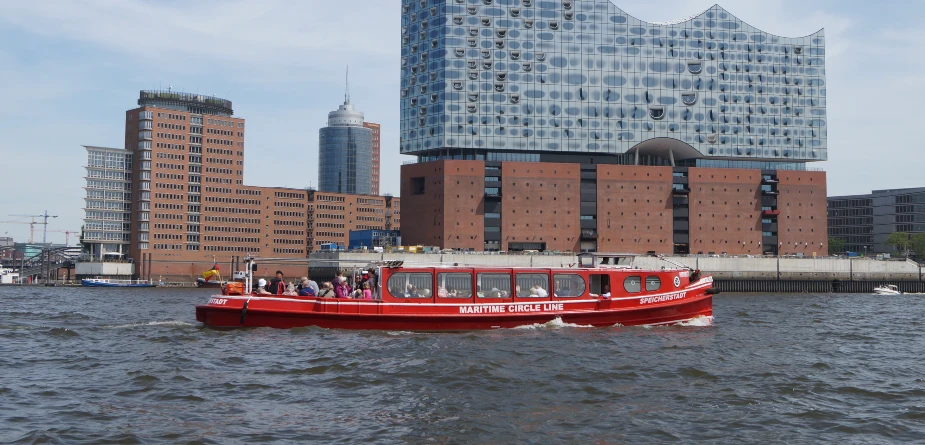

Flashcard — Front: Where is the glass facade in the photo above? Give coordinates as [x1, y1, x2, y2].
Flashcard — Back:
[83, 145, 133, 259]
[319, 126, 373, 195]
[829, 188, 925, 255]
[400, 1, 827, 164]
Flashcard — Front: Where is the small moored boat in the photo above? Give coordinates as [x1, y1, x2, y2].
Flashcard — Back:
[195, 253, 716, 331]
[873, 284, 902, 295]
[81, 277, 156, 288]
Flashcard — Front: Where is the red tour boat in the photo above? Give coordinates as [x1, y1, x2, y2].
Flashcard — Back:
[195, 253, 715, 331]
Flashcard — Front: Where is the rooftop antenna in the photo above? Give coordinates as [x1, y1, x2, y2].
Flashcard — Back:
[345, 65, 350, 104]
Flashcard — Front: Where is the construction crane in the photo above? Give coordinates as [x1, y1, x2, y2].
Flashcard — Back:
[8, 211, 58, 244]
[0, 220, 37, 243]
[46, 229, 80, 246]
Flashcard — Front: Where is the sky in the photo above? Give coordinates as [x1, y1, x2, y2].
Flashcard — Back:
[0, 0, 922, 245]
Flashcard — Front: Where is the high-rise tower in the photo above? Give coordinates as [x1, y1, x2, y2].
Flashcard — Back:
[319, 73, 373, 195]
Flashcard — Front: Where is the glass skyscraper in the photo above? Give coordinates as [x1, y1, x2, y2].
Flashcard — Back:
[319, 99, 373, 195]
[400, 1, 826, 167]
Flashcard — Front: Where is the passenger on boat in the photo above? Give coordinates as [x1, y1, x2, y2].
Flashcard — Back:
[298, 278, 317, 297]
[409, 285, 422, 298]
[362, 282, 372, 300]
[268, 270, 286, 295]
[256, 278, 272, 295]
[366, 270, 378, 298]
[283, 282, 298, 296]
[532, 284, 548, 298]
[476, 285, 485, 298]
[602, 285, 611, 299]
[318, 282, 335, 298]
[437, 286, 448, 298]
[333, 275, 350, 298]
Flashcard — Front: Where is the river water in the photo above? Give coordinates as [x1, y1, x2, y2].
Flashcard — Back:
[2, 287, 924, 444]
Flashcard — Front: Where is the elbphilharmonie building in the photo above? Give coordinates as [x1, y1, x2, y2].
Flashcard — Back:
[400, 0, 828, 255]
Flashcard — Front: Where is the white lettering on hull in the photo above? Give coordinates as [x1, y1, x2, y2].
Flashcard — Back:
[208, 298, 228, 305]
[639, 292, 686, 305]
[459, 303, 565, 314]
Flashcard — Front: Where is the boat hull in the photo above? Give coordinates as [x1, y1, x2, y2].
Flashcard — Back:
[196, 278, 223, 288]
[196, 280, 714, 331]
[81, 280, 156, 288]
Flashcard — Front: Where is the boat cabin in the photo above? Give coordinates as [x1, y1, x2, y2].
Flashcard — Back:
[373, 254, 692, 305]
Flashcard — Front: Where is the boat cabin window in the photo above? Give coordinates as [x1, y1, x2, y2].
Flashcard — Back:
[645, 276, 662, 291]
[624, 276, 642, 293]
[554, 273, 586, 297]
[437, 272, 472, 298]
[515, 273, 549, 298]
[589, 274, 611, 295]
[387, 272, 434, 298]
[477, 273, 511, 298]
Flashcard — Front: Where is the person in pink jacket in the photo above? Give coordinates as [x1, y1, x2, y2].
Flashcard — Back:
[361, 282, 373, 300]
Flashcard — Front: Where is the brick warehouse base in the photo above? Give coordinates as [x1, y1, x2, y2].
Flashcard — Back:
[401, 160, 827, 255]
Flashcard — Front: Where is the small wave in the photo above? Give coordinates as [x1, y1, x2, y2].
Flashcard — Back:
[105, 320, 195, 329]
[512, 317, 593, 329]
[45, 327, 79, 337]
[677, 315, 714, 327]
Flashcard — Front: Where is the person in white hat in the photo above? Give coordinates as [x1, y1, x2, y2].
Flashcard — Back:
[256, 278, 272, 295]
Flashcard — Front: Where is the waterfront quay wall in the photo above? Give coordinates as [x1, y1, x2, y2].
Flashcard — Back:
[311, 252, 924, 284]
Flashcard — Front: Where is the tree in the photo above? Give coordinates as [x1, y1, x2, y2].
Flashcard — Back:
[886, 232, 911, 256]
[911, 233, 925, 260]
[828, 237, 846, 255]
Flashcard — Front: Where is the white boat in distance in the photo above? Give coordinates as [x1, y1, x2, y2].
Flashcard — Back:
[873, 284, 902, 295]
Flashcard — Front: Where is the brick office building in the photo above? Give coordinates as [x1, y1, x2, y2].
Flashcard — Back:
[399, 2, 828, 255]
[92, 90, 398, 280]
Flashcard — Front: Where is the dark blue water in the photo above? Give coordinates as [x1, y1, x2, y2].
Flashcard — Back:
[2, 287, 924, 444]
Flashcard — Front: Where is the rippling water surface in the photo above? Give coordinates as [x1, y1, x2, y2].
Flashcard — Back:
[2, 286, 925, 444]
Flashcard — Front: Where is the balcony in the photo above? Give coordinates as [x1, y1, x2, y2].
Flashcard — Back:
[580, 229, 598, 239]
[671, 187, 691, 195]
[761, 189, 780, 196]
[762, 209, 780, 217]
[761, 177, 780, 184]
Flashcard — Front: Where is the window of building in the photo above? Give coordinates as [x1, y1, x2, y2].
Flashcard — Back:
[411, 177, 425, 195]
[649, 107, 665, 120]
[687, 61, 703, 74]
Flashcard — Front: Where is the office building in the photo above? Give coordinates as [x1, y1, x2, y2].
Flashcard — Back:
[400, 1, 828, 254]
[364, 122, 382, 195]
[84, 90, 400, 279]
[82, 145, 133, 260]
[828, 188, 925, 255]
[307, 191, 400, 251]
[319, 93, 373, 195]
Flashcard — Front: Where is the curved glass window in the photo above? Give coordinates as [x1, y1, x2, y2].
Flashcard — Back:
[681, 93, 697, 106]
[387, 272, 434, 298]
[477, 273, 511, 298]
[687, 62, 703, 74]
[554, 274, 586, 297]
[645, 276, 661, 291]
[649, 107, 665, 120]
[437, 273, 472, 298]
[624, 276, 642, 293]
[516, 273, 549, 298]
